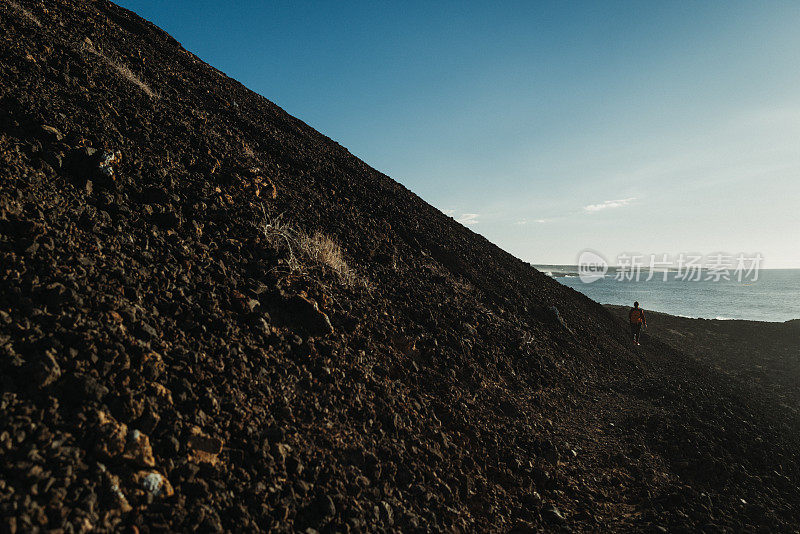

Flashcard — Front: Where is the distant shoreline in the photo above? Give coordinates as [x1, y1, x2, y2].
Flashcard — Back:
[605, 304, 800, 325]
[542, 266, 800, 323]
[533, 265, 800, 279]
[533, 264, 800, 271]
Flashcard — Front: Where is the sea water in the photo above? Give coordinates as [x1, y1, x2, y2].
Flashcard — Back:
[537, 267, 800, 322]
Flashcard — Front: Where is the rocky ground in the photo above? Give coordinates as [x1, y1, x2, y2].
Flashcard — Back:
[1, 1, 799, 532]
[608, 306, 800, 420]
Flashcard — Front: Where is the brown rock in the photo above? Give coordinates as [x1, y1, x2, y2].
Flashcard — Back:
[187, 427, 224, 465]
[124, 429, 156, 467]
[102, 471, 132, 513]
[150, 383, 173, 405]
[32, 350, 61, 388]
[95, 410, 128, 459]
[290, 293, 333, 336]
[94, 411, 155, 467]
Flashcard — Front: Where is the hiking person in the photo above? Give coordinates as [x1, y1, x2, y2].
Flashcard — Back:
[629, 301, 646, 345]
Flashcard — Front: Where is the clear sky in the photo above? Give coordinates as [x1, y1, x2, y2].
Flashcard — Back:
[118, 1, 800, 267]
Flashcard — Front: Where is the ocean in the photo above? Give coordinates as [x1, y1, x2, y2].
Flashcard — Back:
[536, 266, 800, 322]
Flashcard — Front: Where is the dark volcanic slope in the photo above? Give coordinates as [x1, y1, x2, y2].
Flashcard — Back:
[2, 1, 800, 532]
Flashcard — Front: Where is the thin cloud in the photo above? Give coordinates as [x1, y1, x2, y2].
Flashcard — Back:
[443, 208, 479, 226]
[456, 213, 479, 225]
[583, 197, 636, 212]
[516, 217, 549, 225]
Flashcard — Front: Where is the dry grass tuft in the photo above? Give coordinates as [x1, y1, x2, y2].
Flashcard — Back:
[261, 212, 303, 273]
[110, 61, 158, 98]
[301, 232, 358, 287]
[79, 39, 158, 98]
[8, 1, 42, 27]
[260, 210, 362, 288]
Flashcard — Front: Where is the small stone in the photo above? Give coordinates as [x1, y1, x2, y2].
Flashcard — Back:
[290, 293, 333, 336]
[124, 428, 156, 467]
[94, 410, 128, 459]
[273, 442, 292, 463]
[543, 504, 565, 523]
[75, 374, 109, 401]
[103, 471, 132, 513]
[135, 322, 158, 341]
[141, 351, 165, 379]
[32, 350, 61, 388]
[43, 151, 62, 169]
[379, 501, 393, 525]
[286, 456, 303, 475]
[187, 427, 224, 465]
[305, 494, 336, 526]
[138, 406, 160, 434]
[150, 383, 173, 404]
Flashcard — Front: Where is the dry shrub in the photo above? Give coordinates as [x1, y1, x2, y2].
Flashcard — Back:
[79, 39, 158, 98]
[261, 213, 302, 273]
[111, 62, 157, 98]
[300, 232, 358, 287]
[261, 211, 361, 288]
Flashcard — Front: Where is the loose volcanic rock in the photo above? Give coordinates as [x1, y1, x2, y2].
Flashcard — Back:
[0, 0, 799, 532]
[31, 350, 62, 389]
[187, 427, 224, 465]
[282, 292, 334, 336]
[124, 429, 156, 467]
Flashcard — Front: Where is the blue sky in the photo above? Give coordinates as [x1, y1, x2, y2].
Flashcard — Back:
[119, 1, 800, 267]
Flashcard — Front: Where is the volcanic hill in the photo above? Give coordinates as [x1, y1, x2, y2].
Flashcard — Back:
[1, 1, 799, 532]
